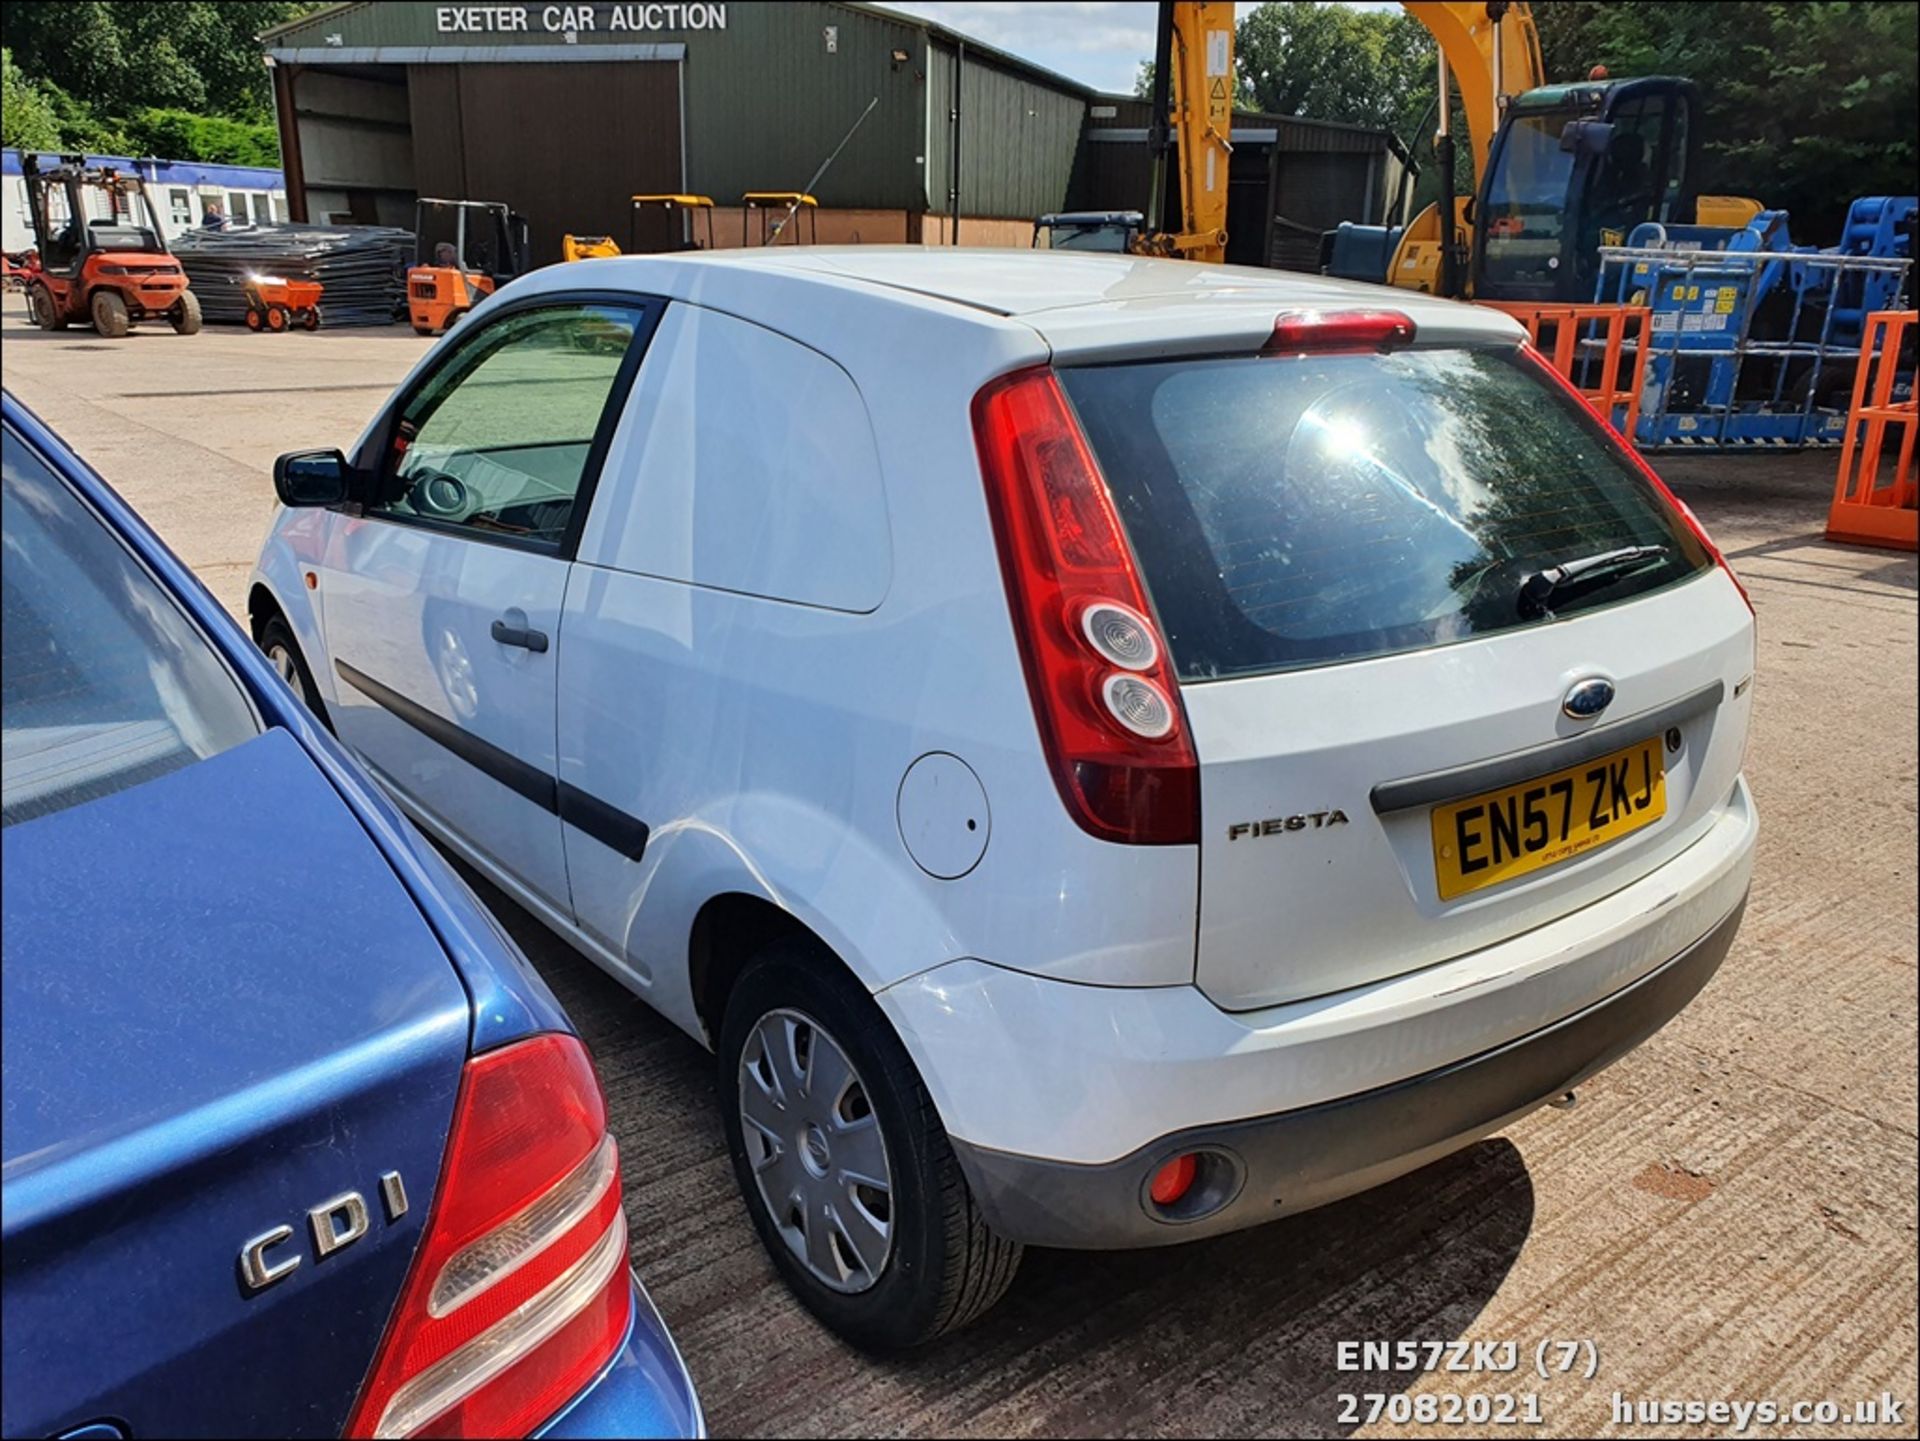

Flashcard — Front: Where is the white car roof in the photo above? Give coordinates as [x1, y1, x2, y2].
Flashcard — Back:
[515, 246, 1525, 362]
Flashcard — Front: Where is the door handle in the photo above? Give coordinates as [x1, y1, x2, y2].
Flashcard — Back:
[490, 618, 549, 653]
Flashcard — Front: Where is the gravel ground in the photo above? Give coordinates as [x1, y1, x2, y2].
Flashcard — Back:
[4, 303, 1914, 1438]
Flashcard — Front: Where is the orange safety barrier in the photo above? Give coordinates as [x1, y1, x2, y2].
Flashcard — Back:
[1826, 310, 1917, 552]
[1480, 301, 1650, 443]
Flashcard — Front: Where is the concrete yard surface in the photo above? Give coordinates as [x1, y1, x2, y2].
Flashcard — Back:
[4, 303, 1915, 1438]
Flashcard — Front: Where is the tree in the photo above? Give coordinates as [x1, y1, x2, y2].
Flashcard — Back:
[2, 45, 60, 150]
[126, 108, 281, 168]
[1235, 1, 1434, 146]
[0, 2, 317, 122]
[1535, 0, 1917, 240]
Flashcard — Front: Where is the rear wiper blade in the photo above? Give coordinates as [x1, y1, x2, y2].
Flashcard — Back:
[1517, 544, 1669, 618]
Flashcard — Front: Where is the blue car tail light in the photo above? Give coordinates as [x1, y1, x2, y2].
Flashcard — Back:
[345, 1033, 631, 1439]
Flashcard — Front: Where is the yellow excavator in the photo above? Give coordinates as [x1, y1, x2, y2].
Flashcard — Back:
[1138, 1, 1760, 301]
[1134, 1, 1236, 263]
[1379, 1, 1758, 301]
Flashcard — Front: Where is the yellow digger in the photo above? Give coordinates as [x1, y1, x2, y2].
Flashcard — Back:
[1374, 2, 1758, 302]
[1132, 1, 1762, 302]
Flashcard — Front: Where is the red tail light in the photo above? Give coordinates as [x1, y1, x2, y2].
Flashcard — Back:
[345, 1034, 631, 1439]
[1520, 345, 1754, 615]
[1263, 308, 1416, 355]
[972, 366, 1199, 846]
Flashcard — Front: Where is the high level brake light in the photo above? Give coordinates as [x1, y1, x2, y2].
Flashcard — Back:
[1520, 345, 1754, 615]
[345, 1033, 631, 1439]
[972, 367, 1199, 846]
[1262, 308, 1417, 356]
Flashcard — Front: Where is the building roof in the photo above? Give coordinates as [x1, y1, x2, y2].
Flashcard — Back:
[1, 149, 285, 189]
[262, 0, 1098, 98]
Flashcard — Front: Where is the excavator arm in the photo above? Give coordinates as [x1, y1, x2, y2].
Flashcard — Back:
[1137, 1, 1236, 263]
[1134, 2, 1536, 273]
[1403, 1, 1544, 179]
[1389, 2, 1543, 296]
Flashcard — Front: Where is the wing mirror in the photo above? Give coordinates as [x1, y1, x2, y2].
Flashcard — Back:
[273, 448, 353, 507]
[1560, 119, 1616, 157]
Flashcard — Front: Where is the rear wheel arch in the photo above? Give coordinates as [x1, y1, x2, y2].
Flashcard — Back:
[689, 892, 832, 1048]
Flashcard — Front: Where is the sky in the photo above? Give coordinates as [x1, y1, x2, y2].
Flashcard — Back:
[879, 2, 1391, 96]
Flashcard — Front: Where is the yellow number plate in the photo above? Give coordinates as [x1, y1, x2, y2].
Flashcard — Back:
[1431, 736, 1666, 901]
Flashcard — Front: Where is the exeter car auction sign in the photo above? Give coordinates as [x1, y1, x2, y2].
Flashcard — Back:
[435, 4, 728, 32]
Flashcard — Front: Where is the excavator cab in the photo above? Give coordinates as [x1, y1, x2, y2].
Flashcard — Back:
[408, 198, 529, 336]
[20, 153, 198, 337]
[1472, 76, 1701, 303]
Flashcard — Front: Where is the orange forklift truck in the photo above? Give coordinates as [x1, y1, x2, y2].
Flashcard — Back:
[20, 154, 200, 337]
[407, 197, 529, 336]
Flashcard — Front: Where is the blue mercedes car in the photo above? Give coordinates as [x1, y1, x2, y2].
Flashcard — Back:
[0, 391, 703, 1440]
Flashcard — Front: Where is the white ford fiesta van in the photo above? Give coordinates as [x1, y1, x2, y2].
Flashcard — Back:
[252, 249, 1756, 1348]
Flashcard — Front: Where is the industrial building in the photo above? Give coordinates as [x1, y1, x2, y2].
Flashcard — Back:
[260, 0, 1402, 266]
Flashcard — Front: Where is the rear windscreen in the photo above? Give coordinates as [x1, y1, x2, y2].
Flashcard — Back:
[1059, 347, 1712, 681]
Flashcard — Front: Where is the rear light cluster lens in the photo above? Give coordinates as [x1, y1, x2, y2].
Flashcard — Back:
[1079, 601, 1159, 670]
[1101, 674, 1176, 739]
[972, 367, 1199, 845]
[1519, 344, 1753, 616]
[346, 1034, 631, 1440]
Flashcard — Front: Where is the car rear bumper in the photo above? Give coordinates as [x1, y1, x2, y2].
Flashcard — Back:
[536, 1274, 703, 1439]
[880, 777, 1755, 1249]
[952, 891, 1745, 1249]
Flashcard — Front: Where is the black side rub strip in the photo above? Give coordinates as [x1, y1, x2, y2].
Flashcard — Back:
[558, 781, 650, 860]
[1369, 680, 1725, 816]
[334, 660, 649, 860]
[336, 660, 554, 809]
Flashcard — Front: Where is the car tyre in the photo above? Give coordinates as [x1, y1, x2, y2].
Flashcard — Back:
[257, 615, 331, 729]
[718, 940, 1022, 1350]
[170, 290, 202, 335]
[91, 289, 130, 338]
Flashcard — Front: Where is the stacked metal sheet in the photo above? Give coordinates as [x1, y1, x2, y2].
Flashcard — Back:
[170, 224, 415, 327]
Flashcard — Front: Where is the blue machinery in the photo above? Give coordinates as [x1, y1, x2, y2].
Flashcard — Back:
[1589, 197, 1915, 448]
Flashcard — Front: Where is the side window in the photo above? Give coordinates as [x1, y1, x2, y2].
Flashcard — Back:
[373, 302, 644, 550]
[1660, 97, 1690, 222]
[168, 188, 192, 228]
[583, 304, 891, 613]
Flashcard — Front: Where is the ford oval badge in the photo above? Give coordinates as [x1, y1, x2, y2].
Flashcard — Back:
[1562, 677, 1616, 720]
